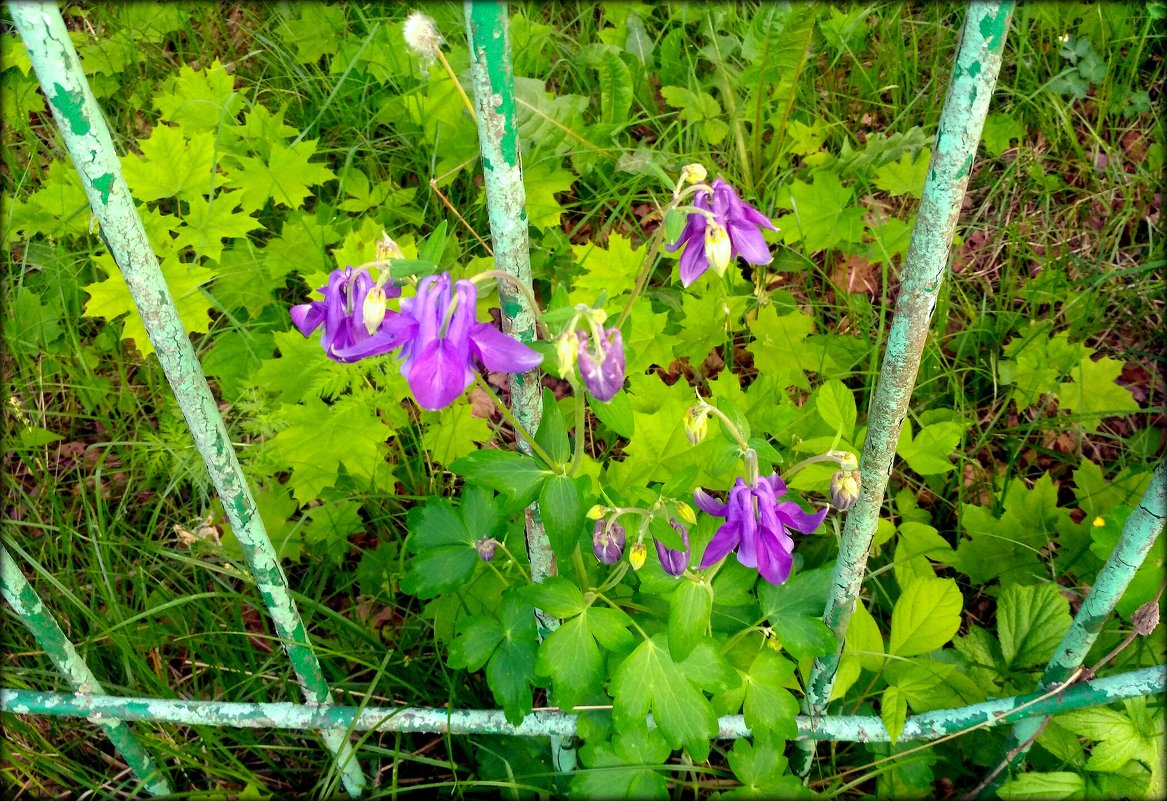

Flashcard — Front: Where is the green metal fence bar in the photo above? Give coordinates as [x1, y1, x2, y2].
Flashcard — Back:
[980, 458, 1167, 796]
[1, 546, 172, 796]
[464, 1, 576, 775]
[7, 2, 367, 795]
[4, 665, 1162, 743]
[794, 0, 1014, 777]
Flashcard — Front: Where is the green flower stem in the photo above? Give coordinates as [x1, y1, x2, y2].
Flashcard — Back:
[4, 665, 1160, 741]
[1, 546, 172, 796]
[793, 0, 1013, 778]
[470, 269, 545, 329]
[569, 380, 587, 476]
[464, 1, 573, 774]
[615, 217, 671, 330]
[8, 3, 368, 794]
[703, 404, 751, 453]
[472, 374, 556, 468]
[979, 458, 1166, 797]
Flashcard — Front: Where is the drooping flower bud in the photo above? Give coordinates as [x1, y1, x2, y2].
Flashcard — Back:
[1092, 516, 1106, 527]
[675, 501, 697, 527]
[362, 285, 389, 335]
[403, 11, 444, 63]
[592, 520, 626, 565]
[586, 504, 607, 520]
[654, 520, 690, 577]
[628, 542, 647, 571]
[684, 404, 711, 445]
[836, 451, 859, 472]
[830, 470, 861, 511]
[556, 331, 579, 378]
[475, 537, 498, 562]
[376, 231, 405, 262]
[704, 222, 732, 276]
[681, 163, 708, 185]
[577, 328, 626, 402]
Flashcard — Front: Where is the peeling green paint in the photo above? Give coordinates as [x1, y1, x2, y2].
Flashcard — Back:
[4, 666, 1162, 742]
[49, 82, 90, 135]
[91, 172, 114, 205]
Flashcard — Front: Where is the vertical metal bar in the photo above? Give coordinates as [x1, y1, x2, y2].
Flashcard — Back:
[793, 0, 1014, 777]
[7, 2, 366, 794]
[979, 459, 1166, 796]
[1, 546, 172, 796]
[463, 1, 576, 774]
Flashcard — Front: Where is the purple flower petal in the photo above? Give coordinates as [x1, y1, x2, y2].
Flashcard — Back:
[699, 521, 741, 569]
[470, 322, 543, 373]
[755, 532, 794, 585]
[727, 220, 773, 265]
[290, 301, 325, 336]
[407, 339, 474, 410]
[577, 328, 625, 401]
[775, 501, 828, 535]
[694, 487, 728, 517]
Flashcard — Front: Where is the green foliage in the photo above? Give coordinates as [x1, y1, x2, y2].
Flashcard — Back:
[3, 0, 1161, 795]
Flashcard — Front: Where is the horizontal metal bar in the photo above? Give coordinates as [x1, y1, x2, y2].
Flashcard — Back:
[3, 665, 1161, 743]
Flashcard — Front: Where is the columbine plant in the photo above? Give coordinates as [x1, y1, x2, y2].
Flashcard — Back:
[291, 160, 857, 771]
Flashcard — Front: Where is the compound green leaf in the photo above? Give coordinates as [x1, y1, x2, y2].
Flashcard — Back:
[889, 576, 962, 657]
[998, 583, 1073, 670]
[611, 634, 718, 760]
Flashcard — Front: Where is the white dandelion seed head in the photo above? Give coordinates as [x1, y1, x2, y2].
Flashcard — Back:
[404, 11, 444, 62]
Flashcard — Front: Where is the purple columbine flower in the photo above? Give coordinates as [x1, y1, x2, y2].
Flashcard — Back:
[593, 519, 626, 565]
[292, 270, 542, 411]
[694, 472, 827, 585]
[654, 519, 690, 577]
[665, 178, 778, 287]
[577, 328, 625, 402]
[394, 274, 543, 410]
[290, 266, 406, 362]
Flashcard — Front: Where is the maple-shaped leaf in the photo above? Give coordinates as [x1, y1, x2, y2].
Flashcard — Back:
[122, 125, 220, 203]
[229, 104, 298, 160]
[263, 212, 342, 280]
[173, 191, 262, 263]
[281, 3, 347, 64]
[623, 297, 673, 375]
[9, 159, 91, 239]
[1057, 356, 1139, 431]
[524, 159, 575, 229]
[774, 171, 866, 253]
[746, 305, 815, 390]
[606, 373, 737, 490]
[421, 400, 493, 465]
[999, 323, 1088, 408]
[338, 169, 419, 217]
[154, 60, 244, 134]
[268, 394, 393, 503]
[83, 252, 216, 357]
[569, 232, 642, 304]
[228, 139, 336, 212]
[872, 148, 931, 198]
[672, 288, 751, 365]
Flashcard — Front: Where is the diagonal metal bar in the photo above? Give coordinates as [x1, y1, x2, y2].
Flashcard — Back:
[793, 0, 1014, 777]
[3, 665, 1162, 742]
[463, 1, 575, 775]
[979, 459, 1166, 797]
[7, 2, 366, 794]
[1, 546, 172, 796]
